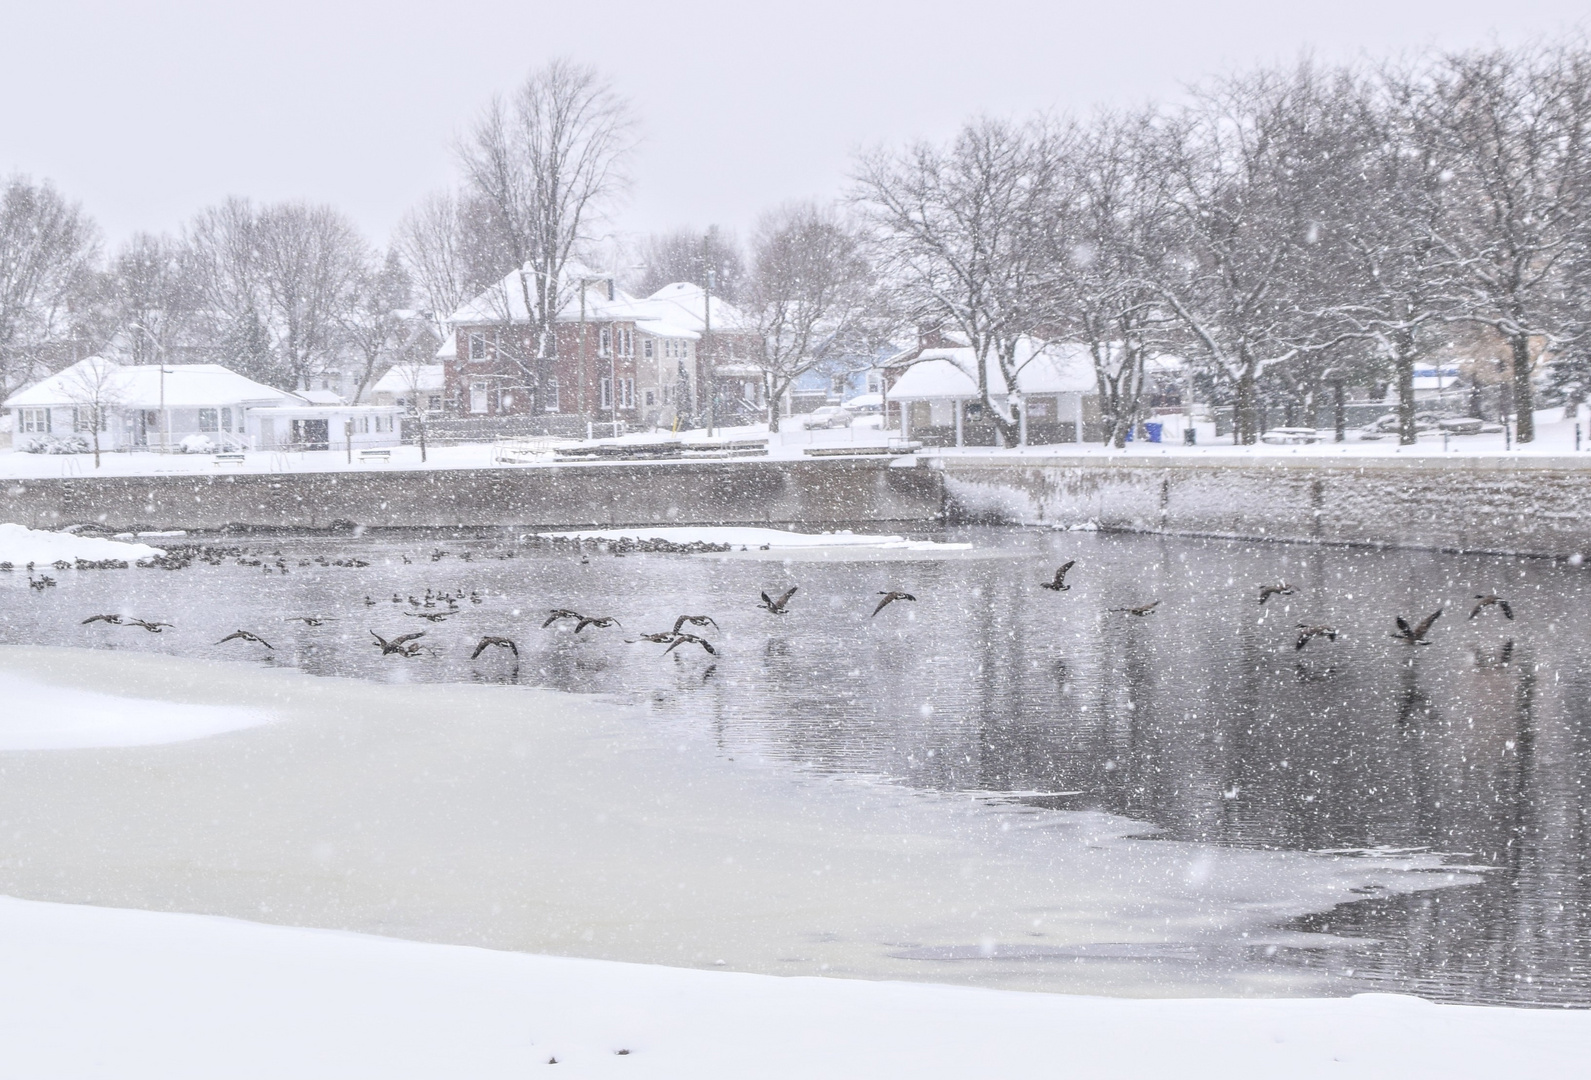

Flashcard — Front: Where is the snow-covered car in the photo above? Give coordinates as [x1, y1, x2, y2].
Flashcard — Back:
[801, 406, 854, 429]
[841, 393, 883, 416]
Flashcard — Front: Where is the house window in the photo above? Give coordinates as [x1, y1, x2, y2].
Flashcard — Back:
[620, 378, 635, 409]
[599, 327, 612, 357]
[544, 378, 560, 412]
[620, 329, 633, 357]
[221, 406, 233, 431]
[199, 408, 219, 432]
[468, 332, 487, 361]
[427, 394, 442, 412]
[600, 377, 612, 409]
[644, 338, 654, 359]
[19, 408, 50, 433]
[644, 389, 656, 407]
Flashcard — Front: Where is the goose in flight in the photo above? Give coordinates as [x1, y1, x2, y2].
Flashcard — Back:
[217, 630, 273, 649]
[125, 619, 173, 633]
[470, 636, 518, 659]
[370, 629, 425, 657]
[872, 591, 917, 617]
[1470, 594, 1514, 620]
[759, 587, 797, 615]
[1111, 601, 1160, 617]
[285, 616, 334, 626]
[1259, 583, 1296, 605]
[543, 609, 583, 629]
[574, 615, 622, 634]
[672, 614, 719, 633]
[81, 613, 124, 626]
[1041, 561, 1075, 592]
[663, 632, 717, 656]
[1391, 609, 1442, 645]
[1294, 624, 1337, 650]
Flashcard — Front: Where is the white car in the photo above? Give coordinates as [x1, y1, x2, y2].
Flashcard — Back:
[801, 406, 854, 429]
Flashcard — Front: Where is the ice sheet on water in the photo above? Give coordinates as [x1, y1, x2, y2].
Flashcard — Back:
[0, 522, 164, 565]
[0, 667, 274, 749]
[538, 525, 973, 552]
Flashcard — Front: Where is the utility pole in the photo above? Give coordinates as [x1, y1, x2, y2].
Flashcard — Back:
[704, 267, 715, 438]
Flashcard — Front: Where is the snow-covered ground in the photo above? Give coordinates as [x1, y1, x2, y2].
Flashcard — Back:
[0, 667, 274, 749]
[0, 522, 165, 565]
[2, 894, 1586, 1080]
[4, 409, 1584, 481]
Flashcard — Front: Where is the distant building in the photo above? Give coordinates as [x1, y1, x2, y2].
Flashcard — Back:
[2, 356, 402, 453]
[886, 339, 1103, 446]
[441, 268, 764, 431]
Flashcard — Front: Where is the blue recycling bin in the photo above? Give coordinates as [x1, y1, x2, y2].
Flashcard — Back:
[1145, 422, 1163, 443]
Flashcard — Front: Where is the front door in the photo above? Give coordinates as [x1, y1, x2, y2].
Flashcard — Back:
[292, 419, 330, 450]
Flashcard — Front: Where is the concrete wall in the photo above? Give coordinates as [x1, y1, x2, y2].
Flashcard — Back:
[938, 453, 1591, 558]
[0, 458, 946, 532]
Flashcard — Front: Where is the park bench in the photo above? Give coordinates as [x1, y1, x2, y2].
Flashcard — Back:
[357, 448, 393, 463]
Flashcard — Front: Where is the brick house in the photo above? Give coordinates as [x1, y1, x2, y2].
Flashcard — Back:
[440, 268, 763, 432]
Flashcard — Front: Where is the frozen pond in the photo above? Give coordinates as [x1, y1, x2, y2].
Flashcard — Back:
[0, 525, 1586, 1006]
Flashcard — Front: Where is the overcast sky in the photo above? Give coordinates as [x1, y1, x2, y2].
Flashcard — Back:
[2, 0, 1584, 252]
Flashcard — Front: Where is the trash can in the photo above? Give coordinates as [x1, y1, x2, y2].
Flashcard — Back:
[1184, 427, 1198, 445]
[1145, 422, 1163, 443]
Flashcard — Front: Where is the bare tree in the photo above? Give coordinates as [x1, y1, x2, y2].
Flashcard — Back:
[0, 176, 99, 395]
[458, 58, 636, 409]
[742, 203, 882, 433]
[100, 232, 198, 365]
[394, 190, 505, 336]
[385, 360, 437, 462]
[1410, 44, 1591, 442]
[636, 226, 746, 301]
[343, 249, 413, 404]
[856, 117, 1068, 446]
[59, 355, 124, 467]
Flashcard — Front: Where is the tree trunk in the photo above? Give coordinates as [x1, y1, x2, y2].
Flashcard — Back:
[1509, 332, 1534, 443]
[418, 421, 427, 463]
[768, 382, 784, 434]
[1395, 334, 1417, 446]
[1333, 380, 1346, 443]
[1236, 369, 1258, 445]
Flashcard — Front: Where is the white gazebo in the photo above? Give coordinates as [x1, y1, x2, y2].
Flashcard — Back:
[888, 340, 1099, 446]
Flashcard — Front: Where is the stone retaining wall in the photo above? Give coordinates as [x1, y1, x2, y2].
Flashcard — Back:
[938, 453, 1591, 557]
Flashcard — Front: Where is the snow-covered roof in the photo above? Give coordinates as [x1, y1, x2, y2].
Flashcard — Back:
[295, 389, 346, 406]
[888, 341, 1097, 400]
[372, 363, 446, 395]
[435, 331, 457, 361]
[446, 269, 752, 339]
[3, 357, 297, 410]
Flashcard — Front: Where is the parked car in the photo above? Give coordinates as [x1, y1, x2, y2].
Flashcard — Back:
[801, 406, 854, 429]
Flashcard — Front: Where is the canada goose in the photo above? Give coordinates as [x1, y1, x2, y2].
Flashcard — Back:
[543, 609, 582, 629]
[28, 576, 56, 591]
[370, 629, 425, 657]
[1470, 594, 1514, 620]
[124, 619, 173, 633]
[672, 614, 719, 633]
[405, 610, 453, 622]
[80, 614, 124, 625]
[1392, 609, 1442, 645]
[470, 636, 518, 659]
[574, 615, 622, 634]
[216, 630, 273, 649]
[285, 616, 333, 626]
[1294, 624, 1338, 650]
[1111, 601, 1160, 616]
[759, 587, 797, 614]
[872, 591, 917, 617]
[1259, 584, 1296, 605]
[629, 632, 681, 645]
[663, 632, 717, 656]
[1041, 561, 1075, 592]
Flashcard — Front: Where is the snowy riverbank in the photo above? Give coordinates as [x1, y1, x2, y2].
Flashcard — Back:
[2, 894, 1586, 1080]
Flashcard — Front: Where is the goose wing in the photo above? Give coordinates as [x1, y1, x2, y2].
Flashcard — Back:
[391, 631, 426, 647]
[1413, 609, 1442, 639]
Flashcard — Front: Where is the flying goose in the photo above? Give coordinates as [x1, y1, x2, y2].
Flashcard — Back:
[285, 616, 334, 626]
[574, 615, 622, 634]
[1111, 601, 1160, 617]
[872, 591, 917, 617]
[125, 619, 173, 633]
[759, 587, 797, 615]
[81, 613, 124, 625]
[663, 632, 717, 656]
[1470, 594, 1514, 620]
[217, 630, 273, 649]
[1259, 583, 1296, 605]
[672, 614, 719, 633]
[405, 610, 454, 622]
[1392, 609, 1442, 645]
[1294, 624, 1338, 650]
[370, 629, 425, 657]
[470, 636, 518, 659]
[543, 608, 583, 629]
[1041, 561, 1076, 592]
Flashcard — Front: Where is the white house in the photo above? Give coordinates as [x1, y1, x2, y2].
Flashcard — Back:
[3, 356, 402, 454]
[369, 363, 448, 413]
[887, 340, 1102, 446]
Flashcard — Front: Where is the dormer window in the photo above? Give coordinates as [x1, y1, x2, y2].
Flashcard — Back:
[468, 332, 486, 361]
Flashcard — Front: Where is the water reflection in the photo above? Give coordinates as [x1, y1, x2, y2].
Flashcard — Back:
[1, 525, 1587, 1005]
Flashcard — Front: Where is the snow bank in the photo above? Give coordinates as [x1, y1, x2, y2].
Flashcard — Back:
[0, 895, 1584, 1079]
[538, 525, 971, 551]
[0, 523, 164, 565]
[0, 669, 274, 749]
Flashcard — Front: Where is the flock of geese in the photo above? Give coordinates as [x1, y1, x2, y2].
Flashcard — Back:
[66, 548, 1516, 669]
